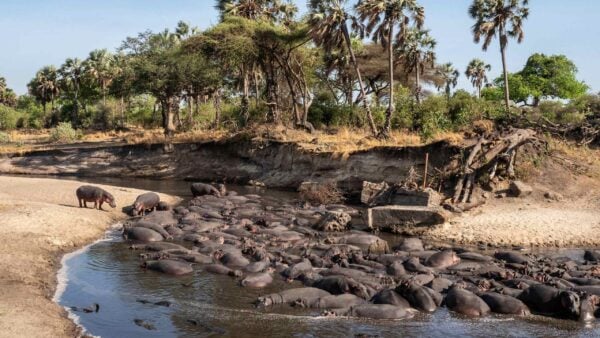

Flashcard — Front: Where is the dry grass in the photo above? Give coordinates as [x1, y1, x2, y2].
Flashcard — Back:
[250, 124, 463, 155]
[0, 125, 465, 155]
[547, 138, 600, 179]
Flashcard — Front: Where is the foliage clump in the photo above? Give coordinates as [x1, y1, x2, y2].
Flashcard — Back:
[49, 122, 82, 143]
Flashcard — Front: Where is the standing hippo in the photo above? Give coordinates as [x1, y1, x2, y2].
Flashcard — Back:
[133, 192, 161, 216]
[76, 185, 116, 210]
[191, 183, 221, 197]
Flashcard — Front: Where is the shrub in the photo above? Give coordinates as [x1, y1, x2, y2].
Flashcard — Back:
[298, 181, 344, 205]
[0, 131, 10, 143]
[0, 105, 22, 130]
[415, 95, 451, 140]
[49, 122, 82, 143]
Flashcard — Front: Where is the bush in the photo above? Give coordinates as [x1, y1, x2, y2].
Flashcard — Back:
[0, 131, 10, 143]
[415, 95, 451, 140]
[309, 91, 364, 128]
[0, 105, 22, 130]
[49, 122, 82, 143]
[298, 181, 344, 205]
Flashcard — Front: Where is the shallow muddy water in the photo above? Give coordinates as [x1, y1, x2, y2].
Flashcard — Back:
[53, 177, 600, 337]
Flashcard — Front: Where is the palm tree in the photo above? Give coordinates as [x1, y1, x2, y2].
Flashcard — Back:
[216, 0, 295, 23]
[469, 0, 529, 111]
[85, 49, 116, 106]
[0, 77, 6, 94]
[31, 66, 60, 114]
[396, 28, 436, 104]
[356, 0, 425, 138]
[59, 58, 86, 126]
[436, 62, 459, 99]
[175, 21, 200, 40]
[465, 58, 491, 98]
[308, 0, 378, 136]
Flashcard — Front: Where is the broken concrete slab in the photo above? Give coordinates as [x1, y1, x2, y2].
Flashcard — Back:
[361, 181, 442, 207]
[366, 205, 449, 232]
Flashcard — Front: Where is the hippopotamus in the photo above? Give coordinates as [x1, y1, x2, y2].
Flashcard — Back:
[579, 294, 599, 322]
[480, 292, 530, 315]
[584, 250, 600, 262]
[311, 276, 370, 299]
[75, 185, 116, 210]
[403, 257, 434, 274]
[282, 259, 312, 280]
[518, 284, 580, 318]
[204, 264, 242, 277]
[395, 238, 424, 252]
[387, 260, 407, 278]
[371, 289, 411, 308]
[296, 294, 367, 309]
[241, 271, 273, 288]
[133, 192, 160, 216]
[396, 282, 438, 313]
[244, 260, 271, 273]
[426, 250, 460, 269]
[256, 287, 331, 307]
[459, 252, 493, 262]
[444, 286, 490, 317]
[326, 304, 416, 320]
[141, 260, 193, 275]
[123, 227, 164, 242]
[426, 277, 454, 293]
[134, 221, 172, 239]
[191, 183, 221, 197]
[214, 251, 250, 268]
[494, 252, 529, 264]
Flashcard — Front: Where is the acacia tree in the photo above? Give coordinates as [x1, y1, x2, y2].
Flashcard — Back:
[469, 0, 529, 111]
[465, 58, 491, 98]
[396, 28, 436, 104]
[308, 0, 378, 136]
[436, 62, 459, 99]
[356, 0, 425, 138]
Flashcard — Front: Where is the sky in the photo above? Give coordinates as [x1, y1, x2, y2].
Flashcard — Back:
[1, 0, 599, 95]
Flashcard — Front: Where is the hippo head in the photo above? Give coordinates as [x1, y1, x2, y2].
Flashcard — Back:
[104, 193, 116, 208]
[560, 291, 581, 318]
[292, 298, 308, 308]
[255, 296, 272, 308]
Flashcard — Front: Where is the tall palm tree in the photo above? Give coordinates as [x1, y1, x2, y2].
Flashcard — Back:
[308, 0, 378, 136]
[465, 58, 491, 98]
[59, 58, 86, 126]
[216, 0, 296, 23]
[396, 28, 436, 104]
[32, 66, 60, 114]
[436, 62, 459, 99]
[469, 0, 529, 111]
[356, 0, 425, 138]
[0, 77, 6, 94]
[175, 20, 200, 40]
[85, 49, 116, 105]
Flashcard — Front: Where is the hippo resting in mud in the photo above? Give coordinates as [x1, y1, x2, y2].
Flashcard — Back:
[191, 183, 222, 197]
[76, 185, 116, 210]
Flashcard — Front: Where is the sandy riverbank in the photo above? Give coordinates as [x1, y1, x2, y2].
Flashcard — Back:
[0, 176, 180, 338]
[425, 189, 600, 248]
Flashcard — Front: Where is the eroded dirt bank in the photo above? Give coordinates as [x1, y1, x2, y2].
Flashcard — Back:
[0, 176, 179, 338]
[0, 138, 458, 200]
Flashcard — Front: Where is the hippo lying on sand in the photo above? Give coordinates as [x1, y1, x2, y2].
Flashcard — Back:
[133, 192, 160, 216]
[76, 185, 116, 210]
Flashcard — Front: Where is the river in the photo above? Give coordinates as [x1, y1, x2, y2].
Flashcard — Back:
[54, 176, 599, 338]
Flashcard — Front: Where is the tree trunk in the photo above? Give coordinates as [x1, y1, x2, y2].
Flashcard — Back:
[120, 96, 125, 128]
[242, 71, 250, 123]
[213, 90, 222, 129]
[500, 33, 510, 113]
[415, 63, 421, 104]
[342, 24, 378, 136]
[382, 23, 395, 138]
[477, 84, 482, 99]
[162, 98, 176, 138]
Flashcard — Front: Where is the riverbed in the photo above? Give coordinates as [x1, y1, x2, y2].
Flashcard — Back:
[54, 177, 600, 338]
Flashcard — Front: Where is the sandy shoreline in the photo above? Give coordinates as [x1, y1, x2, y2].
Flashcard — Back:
[0, 176, 180, 338]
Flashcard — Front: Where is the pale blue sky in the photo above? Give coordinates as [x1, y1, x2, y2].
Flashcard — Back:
[1, 0, 598, 95]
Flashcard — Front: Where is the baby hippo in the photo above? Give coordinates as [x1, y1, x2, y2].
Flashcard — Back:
[133, 192, 160, 216]
[76, 185, 116, 210]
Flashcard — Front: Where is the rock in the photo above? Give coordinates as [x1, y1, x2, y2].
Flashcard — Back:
[366, 206, 449, 232]
[361, 182, 442, 207]
[509, 181, 533, 197]
[314, 211, 351, 232]
[544, 191, 563, 202]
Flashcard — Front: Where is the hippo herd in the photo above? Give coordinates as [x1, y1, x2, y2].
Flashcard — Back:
[88, 182, 600, 325]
